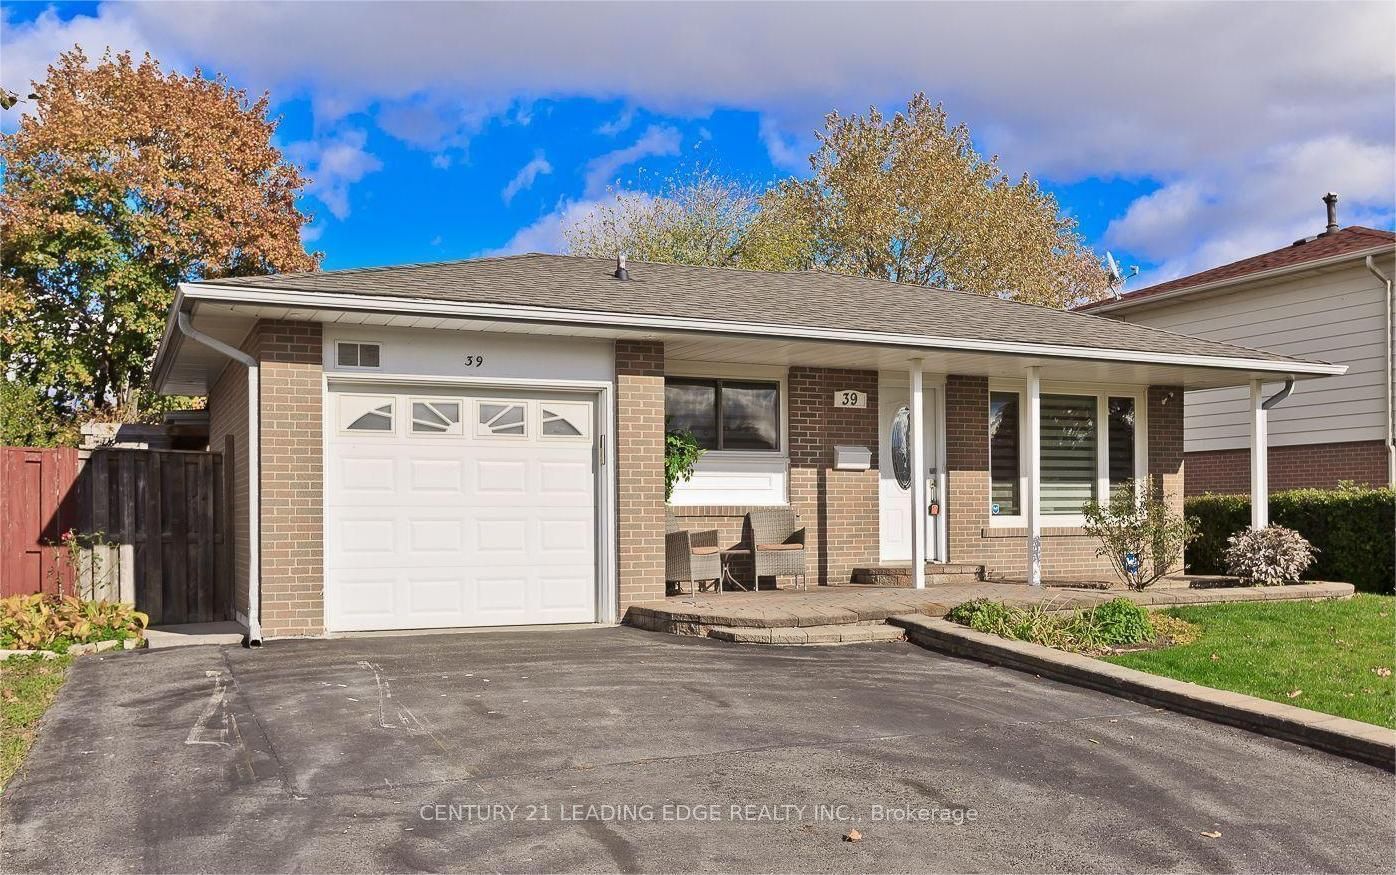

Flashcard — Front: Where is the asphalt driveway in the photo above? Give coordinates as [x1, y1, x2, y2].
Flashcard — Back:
[2, 627, 1392, 873]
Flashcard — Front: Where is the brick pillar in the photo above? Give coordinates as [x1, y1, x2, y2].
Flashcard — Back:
[945, 374, 990, 562]
[615, 340, 666, 613]
[787, 367, 879, 586]
[1148, 385, 1185, 516]
[255, 320, 324, 637]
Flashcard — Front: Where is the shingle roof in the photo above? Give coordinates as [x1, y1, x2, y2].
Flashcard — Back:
[1076, 226, 1395, 313]
[202, 253, 1328, 367]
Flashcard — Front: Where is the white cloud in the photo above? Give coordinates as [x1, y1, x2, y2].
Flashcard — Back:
[596, 107, 635, 136]
[430, 153, 452, 170]
[582, 125, 681, 197]
[287, 129, 383, 220]
[484, 198, 610, 256]
[758, 117, 807, 172]
[1108, 134, 1396, 282]
[3, 1, 1393, 269]
[501, 152, 554, 204]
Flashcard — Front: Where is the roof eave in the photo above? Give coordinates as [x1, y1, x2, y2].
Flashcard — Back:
[177, 281, 1346, 379]
[1080, 243, 1395, 315]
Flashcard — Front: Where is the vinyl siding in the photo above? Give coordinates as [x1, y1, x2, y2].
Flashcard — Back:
[1110, 256, 1394, 452]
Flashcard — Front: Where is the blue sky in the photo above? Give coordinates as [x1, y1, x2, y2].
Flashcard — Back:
[2, 1, 1392, 284]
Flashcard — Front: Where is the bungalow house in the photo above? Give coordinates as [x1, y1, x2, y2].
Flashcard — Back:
[1077, 195, 1395, 495]
[149, 255, 1343, 641]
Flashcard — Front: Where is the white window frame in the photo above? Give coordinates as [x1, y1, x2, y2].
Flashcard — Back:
[473, 398, 531, 440]
[987, 381, 1148, 528]
[337, 393, 397, 437]
[334, 340, 383, 371]
[407, 397, 464, 437]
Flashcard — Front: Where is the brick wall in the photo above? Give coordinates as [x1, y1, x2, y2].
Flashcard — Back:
[615, 340, 667, 612]
[1184, 439, 1388, 495]
[206, 354, 250, 622]
[253, 321, 324, 637]
[786, 367, 880, 586]
[944, 375, 1187, 581]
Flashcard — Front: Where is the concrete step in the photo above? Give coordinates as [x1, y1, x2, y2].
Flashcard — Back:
[706, 623, 907, 645]
[846, 564, 983, 587]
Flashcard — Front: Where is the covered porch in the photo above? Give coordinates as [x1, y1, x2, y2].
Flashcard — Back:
[631, 327, 1324, 615]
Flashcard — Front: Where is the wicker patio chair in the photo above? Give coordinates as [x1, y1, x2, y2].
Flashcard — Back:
[746, 508, 808, 591]
[665, 527, 722, 596]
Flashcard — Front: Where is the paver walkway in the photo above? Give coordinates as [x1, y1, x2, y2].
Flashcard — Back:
[626, 579, 1353, 638]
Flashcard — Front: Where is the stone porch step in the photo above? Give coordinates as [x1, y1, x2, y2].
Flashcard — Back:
[846, 563, 983, 587]
[706, 623, 907, 645]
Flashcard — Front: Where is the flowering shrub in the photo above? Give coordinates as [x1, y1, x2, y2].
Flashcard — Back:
[0, 594, 148, 653]
[1224, 526, 1317, 585]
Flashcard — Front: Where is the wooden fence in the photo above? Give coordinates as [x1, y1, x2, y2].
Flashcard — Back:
[0, 446, 230, 626]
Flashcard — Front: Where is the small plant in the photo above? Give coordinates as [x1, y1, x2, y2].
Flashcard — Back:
[1082, 480, 1197, 590]
[1224, 525, 1317, 585]
[664, 428, 706, 502]
[945, 597, 1160, 653]
[0, 594, 148, 653]
[45, 529, 120, 601]
[1074, 598, 1154, 646]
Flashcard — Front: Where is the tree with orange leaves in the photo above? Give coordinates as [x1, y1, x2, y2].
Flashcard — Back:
[1, 49, 319, 417]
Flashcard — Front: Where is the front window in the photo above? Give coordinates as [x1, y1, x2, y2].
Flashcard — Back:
[989, 392, 1020, 516]
[1040, 394, 1097, 514]
[664, 378, 779, 451]
[989, 389, 1141, 519]
[1107, 397, 1137, 499]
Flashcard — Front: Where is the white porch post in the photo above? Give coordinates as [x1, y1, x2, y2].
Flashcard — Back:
[1250, 379, 1269, 529]
[910, 360, 927, 590]
[1025, 366, 1042, 586]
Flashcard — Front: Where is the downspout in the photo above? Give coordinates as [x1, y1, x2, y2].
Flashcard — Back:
[1364, 255, 1394, 490]
[176, 311, 262, 646]
[1261, 377, 1295, 410]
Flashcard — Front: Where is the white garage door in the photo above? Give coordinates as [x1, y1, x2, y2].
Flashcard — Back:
[325, 386, 598, 632]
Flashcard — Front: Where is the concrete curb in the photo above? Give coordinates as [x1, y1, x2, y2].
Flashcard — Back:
[890, 615, 1396, 772]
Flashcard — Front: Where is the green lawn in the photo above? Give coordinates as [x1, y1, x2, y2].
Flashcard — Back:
[0, 655, 73, 794]
[1104, 594, 1395, 728]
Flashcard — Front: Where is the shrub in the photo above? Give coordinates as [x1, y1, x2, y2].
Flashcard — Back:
[0, 594, 148, 653]
[1082, 480, 1197, 589]
[664, 428, 705, 502]
[1224, 526, 1317, 585]
[1186, 485, 1394, 592]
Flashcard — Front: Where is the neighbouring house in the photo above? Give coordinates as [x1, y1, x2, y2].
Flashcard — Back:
[1077, 194, 1395, 496]
[149, 254, 1342, 640]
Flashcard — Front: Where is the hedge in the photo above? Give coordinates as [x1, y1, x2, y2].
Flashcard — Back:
[1185, 486, 1395, 593]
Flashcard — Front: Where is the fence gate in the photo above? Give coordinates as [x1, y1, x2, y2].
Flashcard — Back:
[0, 448, 80, 597]
[0, 446, 229, 626]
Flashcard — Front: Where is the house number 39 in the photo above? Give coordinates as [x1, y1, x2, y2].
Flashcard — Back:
[464, 355, 485, 368]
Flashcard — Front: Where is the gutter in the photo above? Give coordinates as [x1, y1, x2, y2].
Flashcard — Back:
[174, 282, 1346, 378]
[1365, 256, 1395, 490]
[1082, 244, 1396, 315]
[175, 310, 263, 646]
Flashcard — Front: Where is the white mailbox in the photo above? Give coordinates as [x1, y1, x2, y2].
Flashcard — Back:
[833, 445, 872, 470]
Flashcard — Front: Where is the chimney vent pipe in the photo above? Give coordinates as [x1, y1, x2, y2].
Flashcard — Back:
[1323, 192, 1339, 235]
[614, 253, 629, 281]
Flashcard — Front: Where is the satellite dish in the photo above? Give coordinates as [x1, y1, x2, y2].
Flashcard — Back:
[1103, 251, 1139, 299]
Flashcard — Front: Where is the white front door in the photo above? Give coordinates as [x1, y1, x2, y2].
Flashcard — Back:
[325, 385, 598, 632]
[878, 382, 942, 562]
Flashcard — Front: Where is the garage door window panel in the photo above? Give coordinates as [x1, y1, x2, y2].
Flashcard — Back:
[339, 395, 396, 434]
[541, 402, 591, 440]
[411, 399, 463, 435]
[476, 401, 529, 438]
